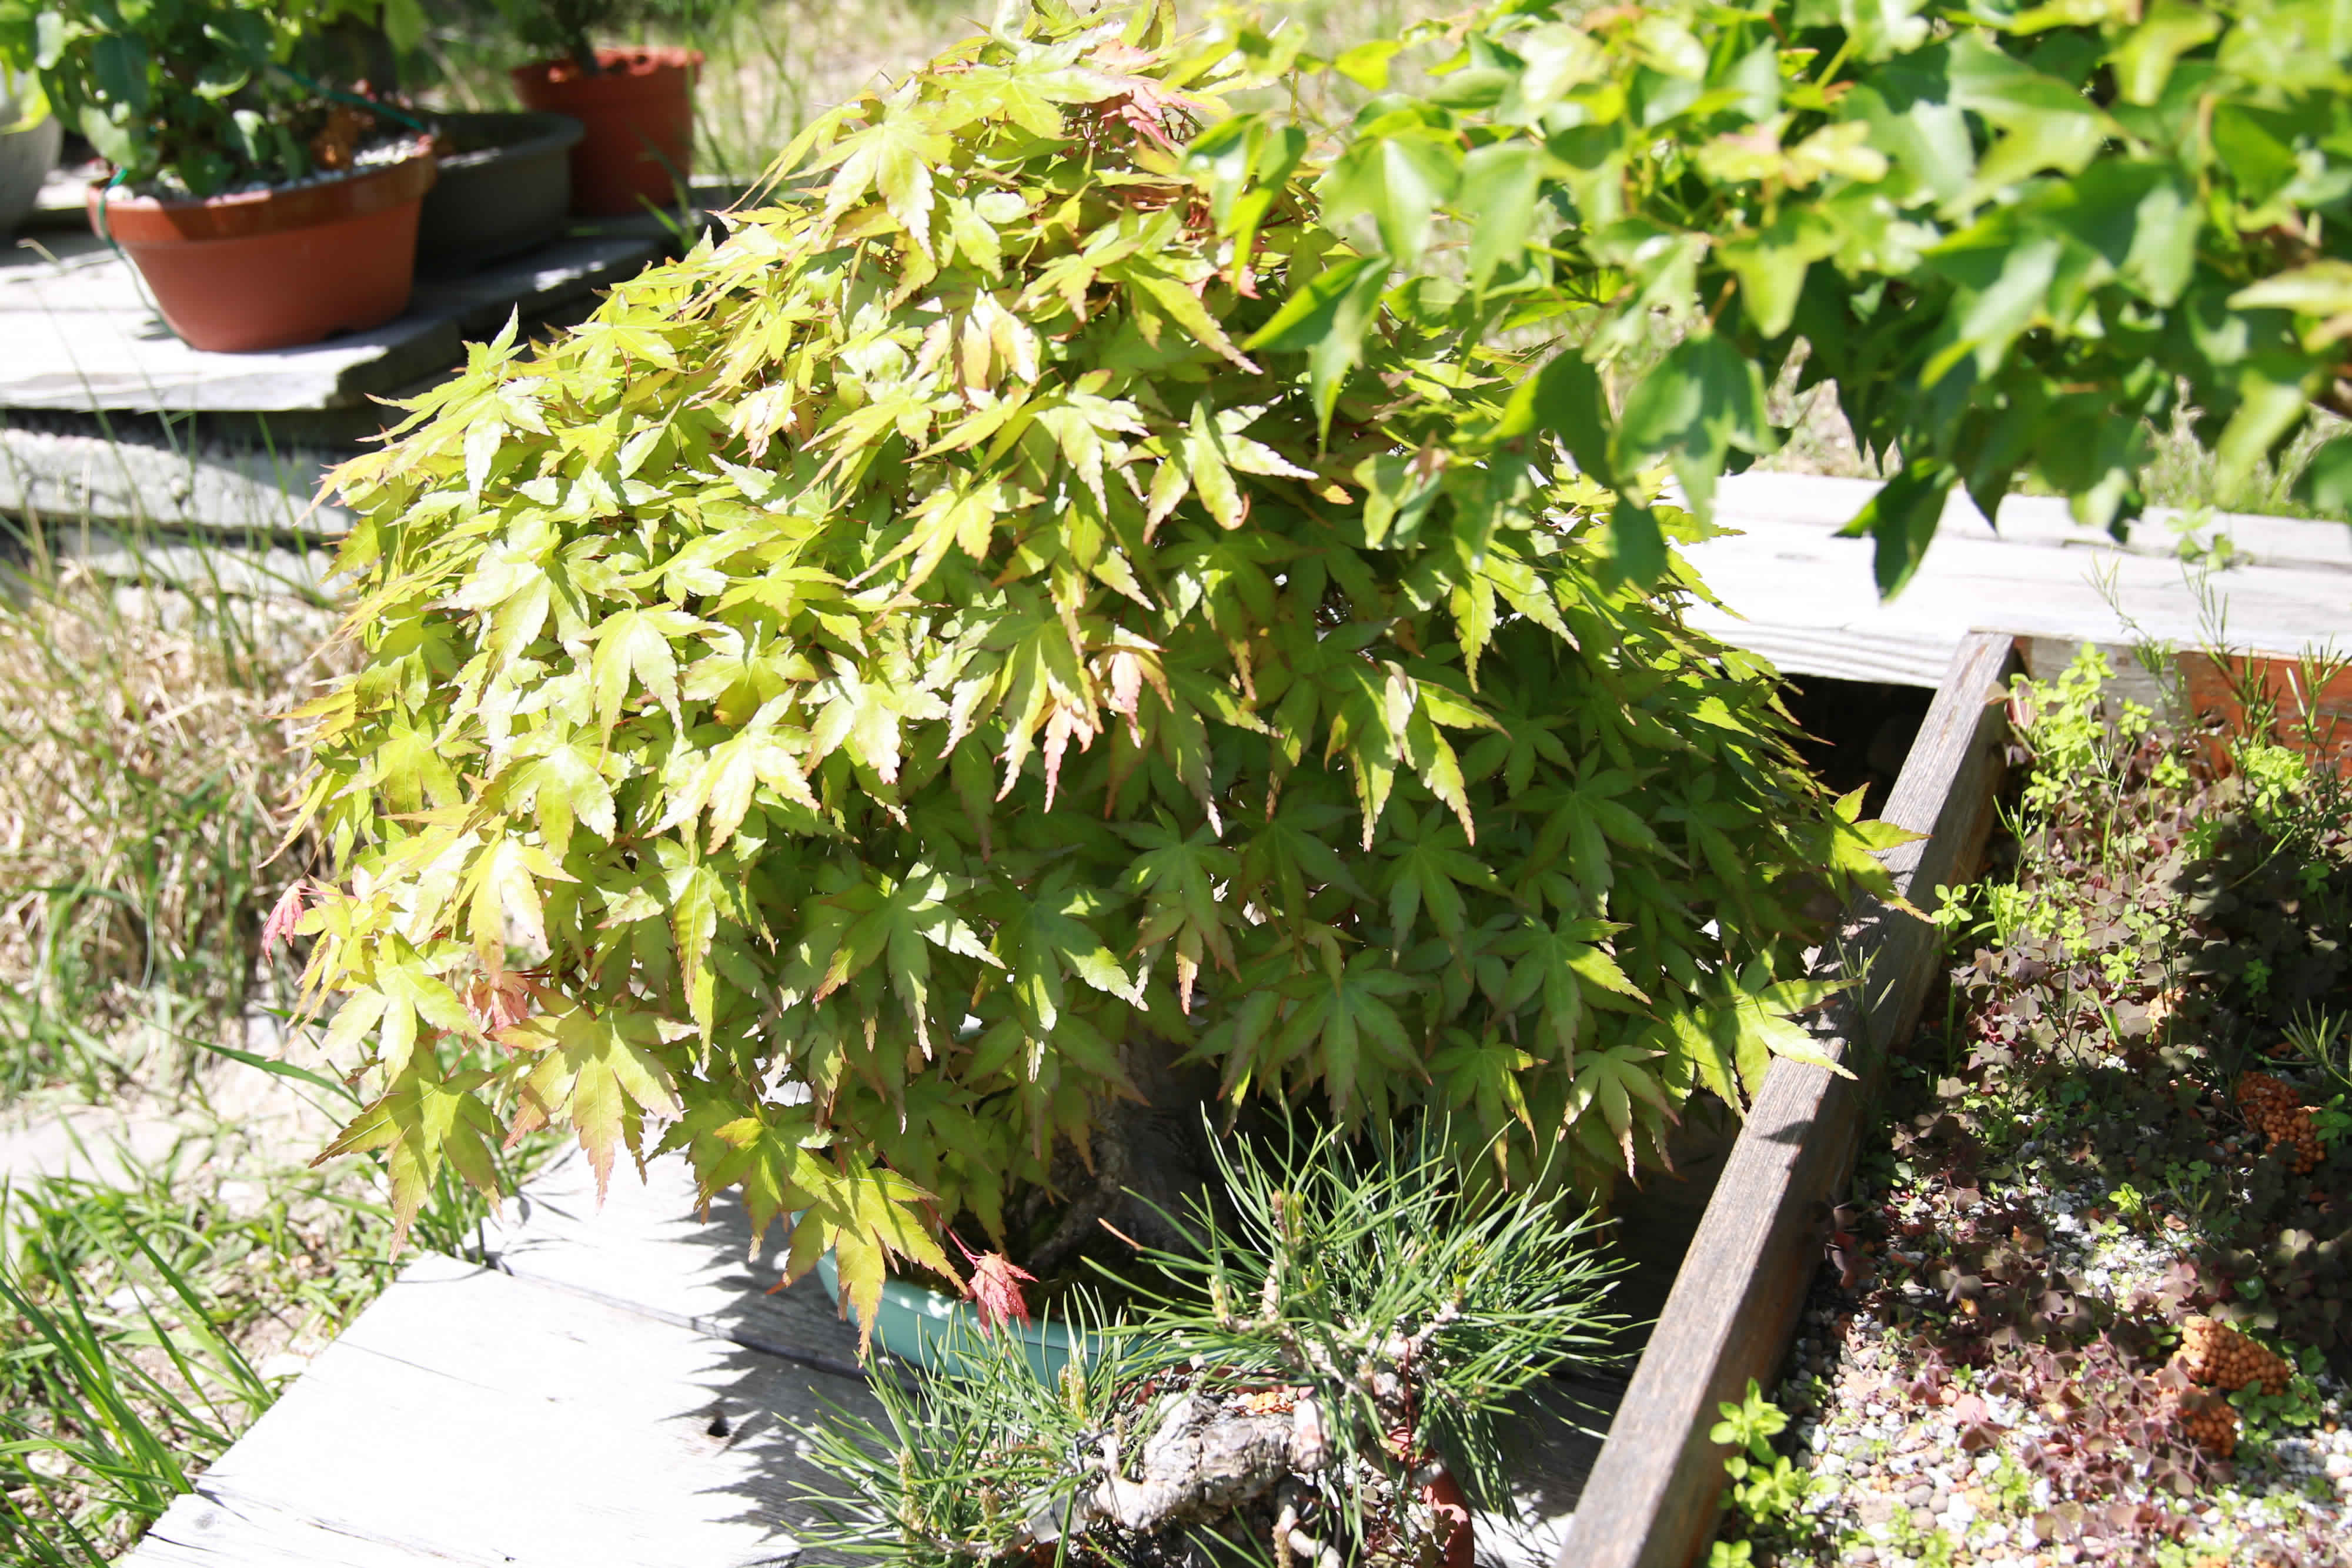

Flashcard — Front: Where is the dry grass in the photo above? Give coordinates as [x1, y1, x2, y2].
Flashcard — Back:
[0, 563, 339, 1101]
[0, 557, 549, 1566]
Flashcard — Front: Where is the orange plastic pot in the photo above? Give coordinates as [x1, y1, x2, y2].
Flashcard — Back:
[88, 151, 435, 353]
[2179, 651, 2352, 777]
[1422, 1465, 1475, 1568]
[510, 46, 700, 218]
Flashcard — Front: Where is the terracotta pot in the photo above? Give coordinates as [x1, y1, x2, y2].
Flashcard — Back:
[510, 47, 701, 218]
[88, 151, 435, 353]
[2179, 650, 2352, 777]
[1421, 1465, 1475, 1568]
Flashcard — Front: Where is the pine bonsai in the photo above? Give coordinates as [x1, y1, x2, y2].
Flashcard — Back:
[287, 0, 1902, 1339]
[792, 1123, 1625, 1566]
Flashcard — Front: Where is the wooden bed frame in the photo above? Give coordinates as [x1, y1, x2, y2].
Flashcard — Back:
[1556, 630, 2021, 1568]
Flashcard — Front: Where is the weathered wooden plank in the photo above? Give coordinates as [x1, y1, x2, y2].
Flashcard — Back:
[0, 423, 352, 537]
[1555, 630, 2018, 1568]
[4, 524, 342, 596]
[483, 1149, 869, 1378]
[1690, 474, 2347, 687]
[0, 223, 670, 414]
[1712, 471, 2352, 571]
[121, 1251, 877, 1568]
[127, 1491, 480, 1568]
[1687, 529, 2340, 666]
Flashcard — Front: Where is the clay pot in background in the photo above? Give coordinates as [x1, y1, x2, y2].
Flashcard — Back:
[0, 109, 62, 237]
[510, 47, 700, 218]
[2179, 650, 2352, 777]
[417, 111, 583, 272]
[1422, 1464, 1476, 1568]
[88, 148, 436, 353]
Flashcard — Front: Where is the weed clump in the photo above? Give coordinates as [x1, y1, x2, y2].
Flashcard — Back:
[0, 566, 335, 1101]
[1709, 643, 2352, 1568]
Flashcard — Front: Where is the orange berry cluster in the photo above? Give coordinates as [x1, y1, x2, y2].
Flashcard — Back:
[2238, 1072, 2322, 1174]
[2166, 1387, 2240, 1457]
[2177, 1315, 2291, 1396]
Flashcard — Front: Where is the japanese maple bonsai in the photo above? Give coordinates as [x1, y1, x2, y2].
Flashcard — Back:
[499, 0, 726, 216]
[0, 0, 435, 351]
[286, 0, 1897, 1356]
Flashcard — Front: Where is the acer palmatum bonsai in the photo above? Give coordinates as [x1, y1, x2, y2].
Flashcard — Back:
[283, 0, 1899, 1346]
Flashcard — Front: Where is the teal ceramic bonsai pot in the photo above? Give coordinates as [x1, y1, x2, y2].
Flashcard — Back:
[813, 1251, 1085, 1382]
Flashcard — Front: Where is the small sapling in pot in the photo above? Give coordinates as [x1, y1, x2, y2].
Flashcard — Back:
[497, 0, 723, 215]
[1, 0, 437, 352]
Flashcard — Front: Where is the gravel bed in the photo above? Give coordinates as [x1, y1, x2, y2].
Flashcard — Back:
[1713, 657, 2351, 1568]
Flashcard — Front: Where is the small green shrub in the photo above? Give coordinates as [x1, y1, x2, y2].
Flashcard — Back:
[0, 0, 391, 194]
[292, 1, 1899, 1337]
[793, 1122, 1622, 1566]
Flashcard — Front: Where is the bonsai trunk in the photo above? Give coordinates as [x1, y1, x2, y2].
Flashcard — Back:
[1017, 1031, 1225, 1281]
[567, 31, 602, 76]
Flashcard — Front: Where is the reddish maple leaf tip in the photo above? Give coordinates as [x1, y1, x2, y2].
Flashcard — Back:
[260, 879, 313, 956]
[951, 1232, 1037, 1333]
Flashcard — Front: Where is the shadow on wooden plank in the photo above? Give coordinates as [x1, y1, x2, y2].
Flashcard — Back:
[121, 1252, 877, 1568]
[485, 1149, 869, 1379]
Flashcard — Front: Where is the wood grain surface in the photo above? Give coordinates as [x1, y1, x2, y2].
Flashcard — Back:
[119, 1251, 875, 1568]
[1554, 631, 2019, 1568]
[0, 224, 671, 414]
[1686, 473, 2348, 687]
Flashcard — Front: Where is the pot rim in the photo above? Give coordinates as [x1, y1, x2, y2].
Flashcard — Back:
[88, 145, 437, 247]
[429, 111, 586, 175]
[812, 1249, 1087, 1350]
[511, 45, 706, 91]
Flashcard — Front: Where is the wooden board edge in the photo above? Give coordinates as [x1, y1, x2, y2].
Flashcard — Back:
[1555, 631, 2020, 1568]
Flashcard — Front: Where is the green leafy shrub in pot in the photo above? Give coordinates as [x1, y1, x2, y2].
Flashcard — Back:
[0, 0, 393, 196]
[287, 0, 1903, 1340]
[1196, 0, 2352, 595]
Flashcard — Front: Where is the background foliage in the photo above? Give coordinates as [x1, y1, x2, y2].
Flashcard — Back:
[461, 0, 747, 75]
[1198, 0, 2352, 596]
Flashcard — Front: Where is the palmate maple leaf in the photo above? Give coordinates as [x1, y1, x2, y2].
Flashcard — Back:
[951, 1231, 1036, 1332]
